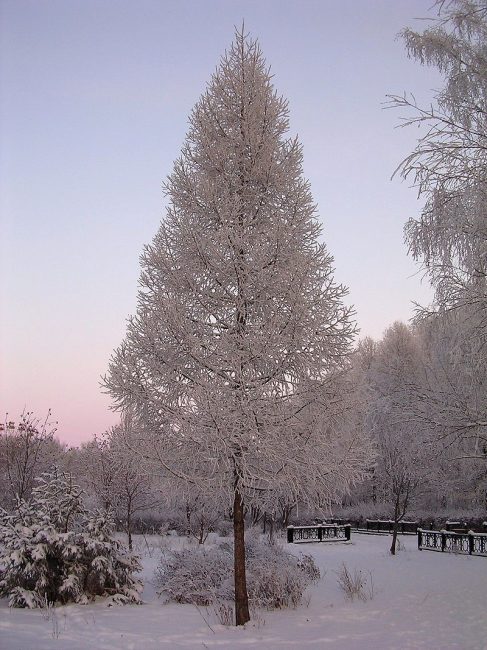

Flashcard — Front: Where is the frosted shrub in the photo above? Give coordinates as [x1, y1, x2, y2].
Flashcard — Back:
[154, 545, 232, 605]
[155, 534, 319, 614]
[335, 562, 374, 602]
[296, 553, 322, 583]
[213, 601, 234, 626]
[245, 534, 320, 609]
[0, 469, 142, 608]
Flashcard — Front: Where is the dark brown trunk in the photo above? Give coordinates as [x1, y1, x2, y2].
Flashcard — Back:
[390, 478, 410, 556]
[233, 488, 250, 626]
[186, 502, 191, 538]
[390, 490, 401, 555]
[390, 523, 398, 555]
[127, 494, 133, 551]
[281, 504, 294, 529]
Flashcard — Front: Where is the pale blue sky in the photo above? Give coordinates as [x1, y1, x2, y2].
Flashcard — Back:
[1, 0, 440, 444]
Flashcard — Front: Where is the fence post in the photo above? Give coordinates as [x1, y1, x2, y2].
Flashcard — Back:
[441, 531, 446, 552]
[345, 524, 351, 541]
[418, 529, 422, 550]
[318, 526, 323, 542]
[287, 526, 294, 543]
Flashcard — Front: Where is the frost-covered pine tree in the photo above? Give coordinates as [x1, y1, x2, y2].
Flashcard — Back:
[0, 468, 142, 608]
[105, 30, 372, 625]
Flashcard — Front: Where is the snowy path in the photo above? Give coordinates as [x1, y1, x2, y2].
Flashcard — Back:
[1, 534, 486, 649]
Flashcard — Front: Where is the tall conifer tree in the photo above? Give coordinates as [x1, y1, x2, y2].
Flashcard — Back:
[105, 30, 371, 625]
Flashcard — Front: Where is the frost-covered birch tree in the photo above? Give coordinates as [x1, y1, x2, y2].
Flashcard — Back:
[390, 0, 487, 320]
[417, 308, 487, 457]
[388, 0, 487, 464]
[104, 30, 372, 625]
[361, 323, 437, 554]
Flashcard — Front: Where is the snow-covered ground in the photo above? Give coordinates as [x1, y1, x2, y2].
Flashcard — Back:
[1, 532, 486, 649]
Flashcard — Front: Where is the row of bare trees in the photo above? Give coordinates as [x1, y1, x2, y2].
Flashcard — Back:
[0, 411, 304, 545]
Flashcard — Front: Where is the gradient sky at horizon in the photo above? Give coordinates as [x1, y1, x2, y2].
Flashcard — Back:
[1, 0, 441, 446]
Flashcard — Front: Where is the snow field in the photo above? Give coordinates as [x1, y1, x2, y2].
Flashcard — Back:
[0, 532, 486, 649]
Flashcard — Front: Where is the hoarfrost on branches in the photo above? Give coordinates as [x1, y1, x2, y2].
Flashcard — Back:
[388, 0, 487, 463]
[154, 532, 320, 612]
[389, 0, 487, 320]
[104, 28, 373, 624]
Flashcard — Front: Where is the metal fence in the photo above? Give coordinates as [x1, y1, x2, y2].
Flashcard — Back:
[287, 524, 351, 544]
[365, 519, 418, 534]
[418, 529, 487, 556]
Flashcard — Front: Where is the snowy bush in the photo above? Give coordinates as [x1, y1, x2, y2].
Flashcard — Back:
[212, 600, 234, 626]
[0, 469, 142, 608]
[155, 545, 232, 605]
[335, 562, 374, 602]
[244, 533, 320, 609]
[154, 533, 319, 612]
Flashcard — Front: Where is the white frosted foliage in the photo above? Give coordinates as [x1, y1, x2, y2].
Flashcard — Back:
[105, 31, 372, 511]
[390, 0, 487, 316]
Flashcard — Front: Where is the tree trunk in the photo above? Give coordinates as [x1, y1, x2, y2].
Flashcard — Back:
[127, 494, 133, 551]
[198, 517, 206, 544]
[186, 502, 191, 538]
[390, 521, 398, 555]
[268, 514, 275, 543]
[233, 488, 250, 626]
[390, 491, 401, 555]
[281, 504, 295, 529]
[391, 478, 410, 556]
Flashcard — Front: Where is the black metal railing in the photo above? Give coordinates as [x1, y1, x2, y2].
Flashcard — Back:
[365, 519, 418, 534]
[287, 524, 351, 544]
[418, 529, 487, 556]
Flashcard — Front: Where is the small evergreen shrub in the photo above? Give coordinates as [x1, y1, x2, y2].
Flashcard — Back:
[0, 469, 142, 608]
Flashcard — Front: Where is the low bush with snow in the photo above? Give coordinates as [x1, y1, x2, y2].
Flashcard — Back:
[0, 469, 142, 608]
[335, 562, 374, 602]
[154, 545, 232, 606]
[154, 530, 320, 612]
